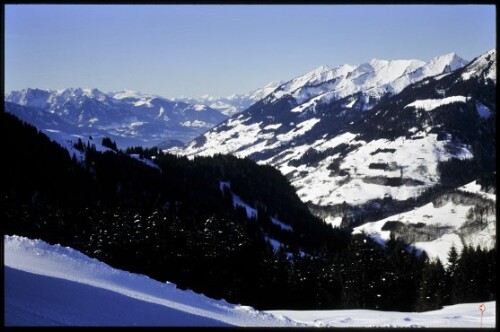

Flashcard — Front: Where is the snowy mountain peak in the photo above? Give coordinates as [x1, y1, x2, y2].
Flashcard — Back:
[363, 59, 427, 86]
[263, 80, 283, 89]
[369, 58, 424, 71]
[426, 52, 468, 72]
[312, 64, 332, 73]
[368, 58, 389, 68]
[25, 87, 49, 94]
[460, 48, 496, 82]
[289, 65, 335, 85]
[304, 64, 333, 79]
[247, 80, 283, 101]
[270, 65, 337, 100]
[109, 89, 155, 100]
[265, 52, 469, 107]
[57, 87, 101, 96]
[330, 63, 356, 77]
[41, 87, 109, 103]
[6, 88, 52, 109]
[430, 52, 459, 62]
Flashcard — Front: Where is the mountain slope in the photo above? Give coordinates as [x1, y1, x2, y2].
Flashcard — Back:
[177, 52, 469, 160]
[354, 179, 496, 263]
[5, 88, 228, 148]
[174, 51, 476, 208]
[172, 49, 495, 259]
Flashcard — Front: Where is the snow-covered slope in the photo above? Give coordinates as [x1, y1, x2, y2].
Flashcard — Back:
[459, 49, 496, 82]
[173, 51, 481, 209]
[354, 180, 496, 263]
[173, 80, 283, 116]
[268, 301, 495, 328]
[172, 49, 495, 260]
[4, 235, 298, 327]
[5, 88, 228, 148]
[5, 235, 495, 327]
[177, 51, 469, 159]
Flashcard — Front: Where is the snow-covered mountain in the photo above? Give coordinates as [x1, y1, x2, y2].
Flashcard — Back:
[5, 88, 228, 148]
[173, 51, 475, 197]
[171, 49, 496, 259]
[176, 51, 469, 160]
[173, 81, 283, 116]
[264, 52, 467, 111]
[5, 235, 495, 327]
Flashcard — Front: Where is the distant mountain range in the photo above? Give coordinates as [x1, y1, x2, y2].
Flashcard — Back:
[5, 88, 228, 148]
[173, 81, 283, 116]
[4, 81, 283, 149]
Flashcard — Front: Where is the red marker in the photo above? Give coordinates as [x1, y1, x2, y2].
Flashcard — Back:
[479, 303, 485, 328]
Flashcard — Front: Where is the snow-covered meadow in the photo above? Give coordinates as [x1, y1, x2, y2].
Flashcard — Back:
[354, 180, 496, 264]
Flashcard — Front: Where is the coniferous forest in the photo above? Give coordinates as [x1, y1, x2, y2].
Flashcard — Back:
[1, 109, 495, 311]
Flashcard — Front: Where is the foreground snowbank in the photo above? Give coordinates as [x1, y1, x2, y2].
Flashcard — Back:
[4, 235, 297, 327]
[4, 235, 495, 327]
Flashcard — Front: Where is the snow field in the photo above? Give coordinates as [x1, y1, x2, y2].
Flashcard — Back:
[274, 133, 472, 206]
[459, 180, 496, 201]
[405, 96, 469, 111]
[268, 301, 495, 328]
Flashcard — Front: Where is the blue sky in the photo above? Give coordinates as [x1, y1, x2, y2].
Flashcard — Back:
[5, 5, 496, 98]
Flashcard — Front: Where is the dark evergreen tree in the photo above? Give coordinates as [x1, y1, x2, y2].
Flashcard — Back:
[382, 233, 426, 311]
[101, 137, 118, 151]
[444, 245, 460, 305]
[74, 138, 85, 151]
[416, 258, 446, 312]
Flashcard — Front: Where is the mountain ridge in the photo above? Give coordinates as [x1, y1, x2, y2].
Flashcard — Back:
[172, 80, 283, 116]
[5, 87, 228, 149]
